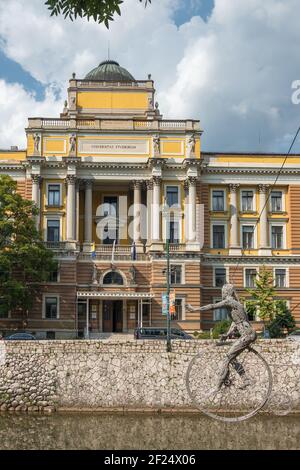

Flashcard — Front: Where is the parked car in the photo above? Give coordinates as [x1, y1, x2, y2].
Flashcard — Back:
[134, 327, 192, 340]
[287, 330, 300, 342]
[5, 333, 36, 341]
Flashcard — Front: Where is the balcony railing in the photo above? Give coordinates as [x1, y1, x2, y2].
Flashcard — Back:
[27, 118, 200, 132]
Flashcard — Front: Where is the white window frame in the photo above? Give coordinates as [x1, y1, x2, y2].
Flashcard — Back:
[270, 190, 285, 212]
[240, 223, 257, 249]
[211, 222, 228, 249]
[211, 188, 226, 212]
[164, 183, 181, 209]
[163, 213, 182, 243]
[240, 188, 256, 212]
[243, 267, 259, 288]
[44, 215, 63, 242]
[213, 266, 229, 287]
[42, 294, 60, 319]
[273, 267, 289, 288]
[46, 182, 62, 207]
[212, 297, 229, 322]
[170, 263, 185, 285]
[270, 222, 286, 249]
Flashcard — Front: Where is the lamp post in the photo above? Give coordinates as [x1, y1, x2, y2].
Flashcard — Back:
[166, 238, 171, 352]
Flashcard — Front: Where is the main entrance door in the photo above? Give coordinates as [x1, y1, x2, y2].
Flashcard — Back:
[103, 300, 123, 332]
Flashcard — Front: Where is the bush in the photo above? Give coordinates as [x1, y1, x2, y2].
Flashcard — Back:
[212, 319, 232, 339]
[267, 302, 296, 338]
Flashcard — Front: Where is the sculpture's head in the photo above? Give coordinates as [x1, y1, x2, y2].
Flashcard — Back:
[222, 283, 236, 300]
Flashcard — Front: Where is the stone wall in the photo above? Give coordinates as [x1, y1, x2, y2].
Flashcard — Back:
[0, 339, 299, 412]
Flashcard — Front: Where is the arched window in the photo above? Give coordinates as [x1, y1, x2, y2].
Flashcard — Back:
[103, 271, 124, 285]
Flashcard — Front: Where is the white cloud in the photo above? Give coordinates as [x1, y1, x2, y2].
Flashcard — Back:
[0, 0, 300, 152]
[0, 80, 60, 148]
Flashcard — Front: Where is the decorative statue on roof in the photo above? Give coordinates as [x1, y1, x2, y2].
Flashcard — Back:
[187, 134, 196, 158]
[33, 133, 40, 154]
[153, 134, 160, 156]
[69, 134, 77, 154]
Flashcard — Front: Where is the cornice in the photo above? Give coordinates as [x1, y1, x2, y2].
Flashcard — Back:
[202, 255, 300, 264]
[203, 167, 300, 175]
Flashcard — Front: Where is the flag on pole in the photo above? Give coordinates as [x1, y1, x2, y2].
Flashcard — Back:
[131, 241, 137, 261]
[91, 242, 96, 260]
[169, 290, 176, 317]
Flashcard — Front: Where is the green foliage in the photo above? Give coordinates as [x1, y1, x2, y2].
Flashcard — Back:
[267, 301, 296, 338]
[0, 175, 57, 318]
[246, 266, 276, 323]
[45, 0, 151, 28]
[212, 319, 232, 339]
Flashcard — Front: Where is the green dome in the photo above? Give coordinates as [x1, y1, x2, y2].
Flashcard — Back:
[85, 60, 135, 82]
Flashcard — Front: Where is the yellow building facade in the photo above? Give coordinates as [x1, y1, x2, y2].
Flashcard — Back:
[0, 60, 300, 338]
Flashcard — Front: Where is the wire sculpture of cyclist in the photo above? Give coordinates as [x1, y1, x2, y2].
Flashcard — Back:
[187, 283, 257, 392]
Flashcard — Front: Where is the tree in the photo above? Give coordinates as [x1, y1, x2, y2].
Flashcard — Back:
[268, 301, 296, 338]
[246, 266, 276, 324]
[45, 0, 151, 28]
[0, 175, 57, 323]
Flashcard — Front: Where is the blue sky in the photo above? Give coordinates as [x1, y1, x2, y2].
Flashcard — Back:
[1, 0, 300, 153]
[0, 0, 214, 102]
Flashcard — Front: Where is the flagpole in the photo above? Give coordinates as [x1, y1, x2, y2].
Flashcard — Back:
[166, 238, 171, 352]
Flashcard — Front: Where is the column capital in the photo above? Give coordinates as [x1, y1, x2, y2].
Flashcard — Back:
[132, 180, 143, 190]
[146, 179, 153, 190]
[31, 175, 42, 185]
[152, 176, 161, 186]
[83, 179, 93, 189]
[258, 184, 270, 194]
[66, 175, 76, 185]
[229, 183, 240, 193]
[188, 176, 198, 187]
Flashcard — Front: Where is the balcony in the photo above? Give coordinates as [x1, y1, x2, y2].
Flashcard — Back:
[27, 118, 200, 132]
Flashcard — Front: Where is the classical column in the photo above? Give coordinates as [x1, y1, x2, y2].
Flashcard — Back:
[133, 180, 142, 244]
[146, 180, 153, 245]
[184, 180, 189, 243]
[259, 184, 271, 255]
[31, 175, 41, 229]
[151, 176, 161, 242]
[229, 184, 241, 255]
[188, 177, 197, 243]
[84, 180, 93, 245]
[75, 180, 80, 242]
[66, 175, 76, 241]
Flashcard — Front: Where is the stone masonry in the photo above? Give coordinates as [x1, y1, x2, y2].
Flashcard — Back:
[0, 339, 299, 413]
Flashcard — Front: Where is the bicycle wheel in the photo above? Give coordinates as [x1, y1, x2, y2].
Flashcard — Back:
[186, 346, 273, 422]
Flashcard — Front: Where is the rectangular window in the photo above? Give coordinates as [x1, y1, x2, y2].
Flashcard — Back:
[47, 220, 60, 242]
[173, 299, 182, 321]
[213, 299, 229, 321]
[213, 225, 225, 249]
[169, 220, 179, 244]
[245, 300, 257, 321]
[241, 190, 254, 211]
[212, 190, 225, 211]
[166, 186, 179, 207]
[242, 226, 254, 249]
[48, 184, 60, 206]
[170, 265, 182, 284]
[275, 268, 286, 288]
[271, 226, 283, 249]
[271, 191, 282, 212]
[214, 268, 227, 287]
[245, 268, 257, 288]
[48, 270, 59, 283]
[45, 297, 58, 319]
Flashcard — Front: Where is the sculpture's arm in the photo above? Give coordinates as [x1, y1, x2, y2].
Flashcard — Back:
[186, 300, 228, 312]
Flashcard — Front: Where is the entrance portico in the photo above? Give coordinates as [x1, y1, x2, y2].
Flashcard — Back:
[77, 291, 153, 338]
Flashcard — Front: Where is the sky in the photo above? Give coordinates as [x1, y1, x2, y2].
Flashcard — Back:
[0, 0, 300, 153]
